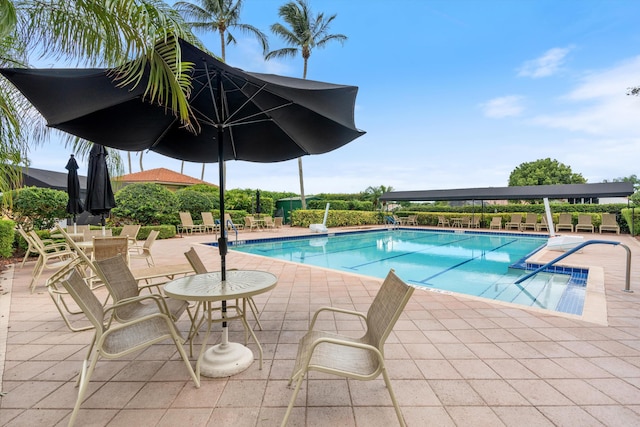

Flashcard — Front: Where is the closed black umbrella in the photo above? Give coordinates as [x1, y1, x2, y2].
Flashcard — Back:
[65, 154, 84, 230]
[84, 144, 115, 228]
[255, 190, 261, 214]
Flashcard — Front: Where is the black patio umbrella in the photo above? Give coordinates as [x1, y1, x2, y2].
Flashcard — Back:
[0, 38, 365, 279]
[65, 154, 84, 231]
[84, 144, 116, 229]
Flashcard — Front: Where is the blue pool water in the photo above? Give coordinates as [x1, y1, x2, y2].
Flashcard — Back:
[222, 229, 587, 315]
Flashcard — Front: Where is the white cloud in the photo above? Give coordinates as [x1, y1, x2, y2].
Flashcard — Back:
[518, 47, 573, 78]
[226, 38, 293, 75]
[531, 56, 640, 135]
[479, 95, 525, 118]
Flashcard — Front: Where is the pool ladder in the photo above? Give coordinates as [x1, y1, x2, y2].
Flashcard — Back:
[227, 220, 239, 244]
[515, 240, 632, 292]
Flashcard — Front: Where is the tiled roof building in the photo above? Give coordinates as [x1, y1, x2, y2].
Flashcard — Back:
[116, 168, 215, 191]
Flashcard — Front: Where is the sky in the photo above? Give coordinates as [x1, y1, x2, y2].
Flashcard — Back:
[24, 0, 640, 195]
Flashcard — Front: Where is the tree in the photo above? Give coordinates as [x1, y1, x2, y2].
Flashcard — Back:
[174, 0, 268, 184]
[508, 158, 586, 187]
[364, 185, 394, 210]
[265, 0, 346, 209]
[0, 1, 198, 196]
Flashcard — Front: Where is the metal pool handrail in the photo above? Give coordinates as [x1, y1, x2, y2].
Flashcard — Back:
[514, 240, 632, 292]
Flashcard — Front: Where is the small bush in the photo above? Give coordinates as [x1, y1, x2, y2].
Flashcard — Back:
[175, 189, 214, 222]
[111, 183, 178, 225]
[3, 187, 67, 230]
[0, 219, 15, 258]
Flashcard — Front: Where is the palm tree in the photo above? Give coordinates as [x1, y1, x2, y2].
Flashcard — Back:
[365, 185, 394, 210]
[174, 0, 268, 184]
[0, 1, 197, 194]
[265, 0, 346, 209]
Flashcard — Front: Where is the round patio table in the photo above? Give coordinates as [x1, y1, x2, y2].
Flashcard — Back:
[164, 270, 277, 378]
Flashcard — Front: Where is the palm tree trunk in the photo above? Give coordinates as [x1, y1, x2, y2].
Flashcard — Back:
[127, 152, 132, 174]
[180, 161, 184, 174]
[138, 151, 144, 171]
[201, 163, 205, 181]
[298, 157, 306, 209]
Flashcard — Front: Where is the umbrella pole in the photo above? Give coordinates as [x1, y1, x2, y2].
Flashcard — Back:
[194, 63, 253, 378]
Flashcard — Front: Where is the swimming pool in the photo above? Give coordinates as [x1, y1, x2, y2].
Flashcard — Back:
[222, 229, 587, 315]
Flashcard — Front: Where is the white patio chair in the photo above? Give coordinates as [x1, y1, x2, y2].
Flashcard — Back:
[61, 269, 199, 427]
[282, 269, 415, 426]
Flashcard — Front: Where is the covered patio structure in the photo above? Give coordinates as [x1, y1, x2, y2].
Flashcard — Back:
[380, 182, 635, 234]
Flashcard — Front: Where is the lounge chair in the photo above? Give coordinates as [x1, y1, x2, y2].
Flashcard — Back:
[129, 229, 159, 267]
[178, 211, 205, 235]
[16, 226, 39, 268]
[263, 216, 275, 229]
[46, 257, 96, 332]
[244, 216, 260, 231]
[282, 270, 414, 427]
[556, 213, 574, 232]
[489, 217, 502, 229]
[505, 214, 522, 230]
[575, 214, 595, 233]
[405, 215, 418, 226]
[201, 212, 219, 234]
[521, 213, 538, 231]
[61, 269, 199, 427]
[460, 216, 471, 228]
[536, 216, 549, 232]
[599, 213, 620, 234]
[94, 255, 190, 323]
[469, 216, 480, 228]
[437, 215, 450, 227]
[274, 216, 283, 228]
[25, 230, 76, 292]
[118, 224, 141, 245]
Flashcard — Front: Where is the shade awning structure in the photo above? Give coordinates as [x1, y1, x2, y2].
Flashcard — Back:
[380, 182, 635, 202]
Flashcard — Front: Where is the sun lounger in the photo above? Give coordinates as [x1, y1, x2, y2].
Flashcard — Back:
[575, 214, 595, 233]
[599, 213, 620, 234]
[505, 214, 522, 230]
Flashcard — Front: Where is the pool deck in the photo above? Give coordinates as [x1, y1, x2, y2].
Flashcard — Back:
[2, 225, 640, 426]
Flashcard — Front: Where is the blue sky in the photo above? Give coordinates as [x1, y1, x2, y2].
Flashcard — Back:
[27, 0, 640, 195]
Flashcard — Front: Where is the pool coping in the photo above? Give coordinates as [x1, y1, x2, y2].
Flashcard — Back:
[212, 227, 607, 325]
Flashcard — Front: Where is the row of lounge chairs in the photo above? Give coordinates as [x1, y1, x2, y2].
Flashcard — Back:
[435, 213, 620, 234]
[499, 213, 620, 234]
[178, 212, 284, 235]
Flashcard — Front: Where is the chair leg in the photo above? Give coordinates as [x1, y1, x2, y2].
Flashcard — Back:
[381, 367, 406, 427]
[29, 257, 44, 293]
[69, 351, 100, 427]
[281, 374, 306, 427]
[167, 319, 200, 388]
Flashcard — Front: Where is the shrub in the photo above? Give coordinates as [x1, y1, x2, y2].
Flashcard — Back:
[3, 187, 67, 230]
[0, 219, 15, 258]
[291, 209, 380, 227]
[111, 183, 178, 225]
[175, 189, 213, 221]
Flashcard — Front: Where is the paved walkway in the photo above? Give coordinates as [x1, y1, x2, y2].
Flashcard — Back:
[1, 226, 640, 426]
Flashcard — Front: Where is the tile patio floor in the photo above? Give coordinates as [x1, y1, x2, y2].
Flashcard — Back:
[1, 226, 640, 426]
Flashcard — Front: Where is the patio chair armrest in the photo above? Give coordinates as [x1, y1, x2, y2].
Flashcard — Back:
[42, 242, 71, 252]
[309, 306, 367, 330]
[105, 294, 171, 316]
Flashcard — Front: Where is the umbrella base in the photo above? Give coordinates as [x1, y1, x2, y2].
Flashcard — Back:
[200, 342, 254, 378]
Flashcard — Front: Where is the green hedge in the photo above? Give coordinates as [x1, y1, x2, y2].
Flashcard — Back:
[0, 219, 15, 258]
[291, 209, 380, 227]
